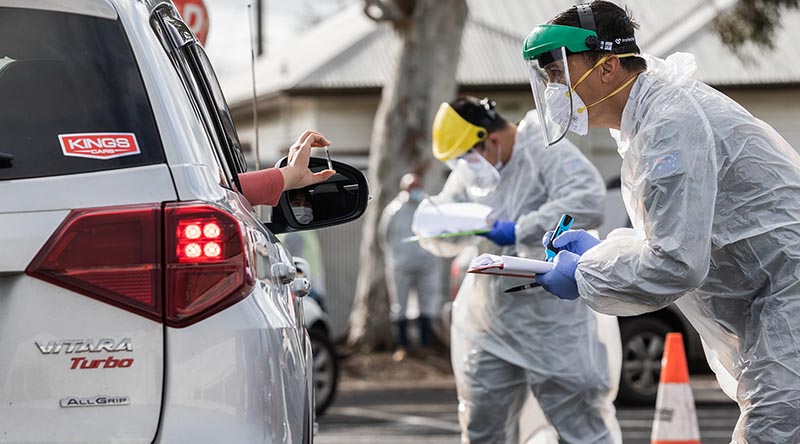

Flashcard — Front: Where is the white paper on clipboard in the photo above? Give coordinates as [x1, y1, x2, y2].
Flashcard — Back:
[412, 201, 492, 237]
[467, 254, 553, 279]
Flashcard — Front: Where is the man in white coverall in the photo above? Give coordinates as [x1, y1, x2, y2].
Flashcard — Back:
[525, 2, 800, 442]
[419, 96, 621, 443]
[380, 173, 443, 360]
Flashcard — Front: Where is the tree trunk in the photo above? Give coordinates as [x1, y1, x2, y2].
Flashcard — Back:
[347, 0, 468, 351]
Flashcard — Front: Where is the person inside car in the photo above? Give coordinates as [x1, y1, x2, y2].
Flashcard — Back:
[288, 189, 315, 224]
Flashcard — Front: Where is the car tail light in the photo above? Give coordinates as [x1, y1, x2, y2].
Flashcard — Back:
[26, 204, 163, 321]
[26, 202, 254, 327]
[164, 203, 253, 327]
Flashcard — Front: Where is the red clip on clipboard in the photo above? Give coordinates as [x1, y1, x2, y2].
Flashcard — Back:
[467, 254, 553, 279]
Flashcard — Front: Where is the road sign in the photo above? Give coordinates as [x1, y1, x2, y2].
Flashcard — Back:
[173, 0, 210, 46]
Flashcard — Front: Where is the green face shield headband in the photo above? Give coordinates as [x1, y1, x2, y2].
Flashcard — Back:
[522, 24, 597, 63]
[522, 4, 639, 64]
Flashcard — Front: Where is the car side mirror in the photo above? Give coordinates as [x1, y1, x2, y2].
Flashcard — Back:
[265, 157, 370, 234]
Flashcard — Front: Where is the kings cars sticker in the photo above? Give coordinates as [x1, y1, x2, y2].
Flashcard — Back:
[59, 133, 140, 160]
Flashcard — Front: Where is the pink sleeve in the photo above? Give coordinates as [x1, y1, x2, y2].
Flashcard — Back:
[238, 168, 285, 206]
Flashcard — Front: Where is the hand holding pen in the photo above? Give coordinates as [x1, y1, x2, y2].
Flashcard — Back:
[505, 213, 573, 293]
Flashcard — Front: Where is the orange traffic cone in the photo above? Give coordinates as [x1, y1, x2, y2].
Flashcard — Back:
[651, 332, 701, 444]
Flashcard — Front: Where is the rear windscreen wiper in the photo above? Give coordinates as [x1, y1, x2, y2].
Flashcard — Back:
[0, 152, 12, 169]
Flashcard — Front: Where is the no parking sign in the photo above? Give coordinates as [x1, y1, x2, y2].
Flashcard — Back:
[173, 0, 210, 46]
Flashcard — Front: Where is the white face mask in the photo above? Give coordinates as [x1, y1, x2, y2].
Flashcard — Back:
[493, 142, 504, 170]
[543, 83, 588, 136]
[292, 206, 314, 224]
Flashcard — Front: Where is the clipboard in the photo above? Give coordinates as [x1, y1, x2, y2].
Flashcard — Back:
[403, 228, 490, 243]
[467, 254, 553, 279]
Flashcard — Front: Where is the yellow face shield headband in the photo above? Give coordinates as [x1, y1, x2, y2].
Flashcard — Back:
[432, 103, 489, 162]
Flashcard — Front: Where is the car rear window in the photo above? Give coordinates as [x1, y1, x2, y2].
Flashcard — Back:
[0, 7, 165, 180]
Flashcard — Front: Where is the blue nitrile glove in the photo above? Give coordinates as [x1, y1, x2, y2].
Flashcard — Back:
[541, 229, 601, 256]
[480, 220, 516, 246]
[535, 250, 580, 300]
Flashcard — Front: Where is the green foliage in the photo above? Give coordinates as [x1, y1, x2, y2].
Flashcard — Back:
[714, 0, 800, 51]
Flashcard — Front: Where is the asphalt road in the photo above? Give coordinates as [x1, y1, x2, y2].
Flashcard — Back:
[316, 380, 740, 444]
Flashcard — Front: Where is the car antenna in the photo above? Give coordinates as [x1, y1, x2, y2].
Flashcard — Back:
[248, 3, 261, 171]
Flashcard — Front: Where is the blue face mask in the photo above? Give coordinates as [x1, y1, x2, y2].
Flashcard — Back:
[408, 189, 425, 203]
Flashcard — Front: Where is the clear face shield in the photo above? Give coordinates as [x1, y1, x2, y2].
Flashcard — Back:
[446, 148, 501, 199]
[528, 47, 575, 147]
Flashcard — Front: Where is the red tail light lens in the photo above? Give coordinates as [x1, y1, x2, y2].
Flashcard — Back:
[26, 205, 163, 322]
[27, 202, 254, 327]
[164, 203, 253, 328]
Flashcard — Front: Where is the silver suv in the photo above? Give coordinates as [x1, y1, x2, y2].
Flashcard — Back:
[0, 1, 367, 443]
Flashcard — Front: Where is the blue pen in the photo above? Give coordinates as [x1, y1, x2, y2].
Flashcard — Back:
[545, 213, 574, 261]
[504, 213, 573, 293]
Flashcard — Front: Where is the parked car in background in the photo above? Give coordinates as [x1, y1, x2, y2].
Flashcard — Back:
[295, 258, 339, 417]
[0, 1, 367, 443]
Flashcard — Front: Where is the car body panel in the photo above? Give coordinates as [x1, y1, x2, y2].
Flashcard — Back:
[0, 170, 174, 442]
[0, 1, 314, 442]
[0, 5, 175, 439]
[0, 211, 67, 273]
[115, 0, 229, 203]
[156, 293, 306, 443]
[0, 280, 163, 443]
[0, 164, 174, 215]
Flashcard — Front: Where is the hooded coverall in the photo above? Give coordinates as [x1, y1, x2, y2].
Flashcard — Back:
[420, 111, 621, 444]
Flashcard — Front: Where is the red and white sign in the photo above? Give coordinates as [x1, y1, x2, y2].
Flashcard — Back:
[173, 0, 210, 46]
[59, 133, 140, 160]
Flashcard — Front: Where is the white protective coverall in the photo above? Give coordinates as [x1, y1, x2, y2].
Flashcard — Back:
[420, 111, 621, 444]
[380, 195, 443, 322]
[576, 53, 800, 443]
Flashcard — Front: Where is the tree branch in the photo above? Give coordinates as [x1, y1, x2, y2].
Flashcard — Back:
[714, 0, 800, 52]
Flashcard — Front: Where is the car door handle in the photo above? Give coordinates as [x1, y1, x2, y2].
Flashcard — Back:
[291, 277, 311, 298]
[271, 263, 296, 285]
